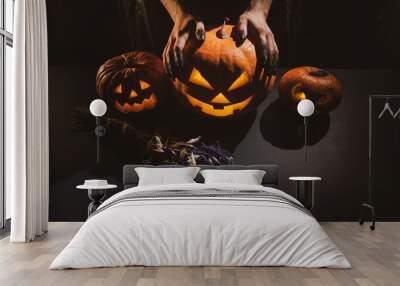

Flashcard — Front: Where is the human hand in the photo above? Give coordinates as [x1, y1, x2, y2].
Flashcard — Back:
[235, 9, 279, 76]
[162, 12, 205, 78]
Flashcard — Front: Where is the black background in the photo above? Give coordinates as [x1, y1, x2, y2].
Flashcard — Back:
[47, 0, 400, 221]
[47, 0, 400, 67]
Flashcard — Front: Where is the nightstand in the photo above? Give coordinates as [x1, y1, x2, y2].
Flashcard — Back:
[77, 183, 117, 217]
[289, 177, 322, 210]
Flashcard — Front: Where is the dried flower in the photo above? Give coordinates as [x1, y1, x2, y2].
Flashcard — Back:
[145, 135, 234, 166]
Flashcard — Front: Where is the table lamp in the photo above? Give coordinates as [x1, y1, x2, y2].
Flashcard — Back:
[89, 99, 107, 163]
[297, 99, 315, 163]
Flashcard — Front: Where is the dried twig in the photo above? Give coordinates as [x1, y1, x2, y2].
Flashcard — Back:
[145, 135, 234, 166]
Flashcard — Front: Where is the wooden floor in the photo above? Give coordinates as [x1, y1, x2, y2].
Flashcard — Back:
[0, 222, 399, 286]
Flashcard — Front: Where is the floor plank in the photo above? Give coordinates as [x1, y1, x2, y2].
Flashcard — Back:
[0, 222, 399, 286]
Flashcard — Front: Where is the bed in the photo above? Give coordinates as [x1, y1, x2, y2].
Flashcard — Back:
[50, 164, 350, 269]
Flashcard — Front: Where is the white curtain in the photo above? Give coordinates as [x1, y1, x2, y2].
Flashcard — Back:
[7, 0, 49, 242]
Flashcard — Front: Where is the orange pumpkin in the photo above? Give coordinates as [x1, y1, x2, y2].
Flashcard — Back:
[173, 24, 275, 118]
[278, 67, 343, 113]
[96, 52, 168, 114]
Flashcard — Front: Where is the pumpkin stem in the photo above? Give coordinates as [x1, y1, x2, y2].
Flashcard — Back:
[217, 17, 229, 39]
[309, 70, 329, 77]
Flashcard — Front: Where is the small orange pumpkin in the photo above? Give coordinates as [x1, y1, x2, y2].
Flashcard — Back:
[278, 66, 343, 113]
[173, 24, 275, 118]
[96, 52, 168, 114]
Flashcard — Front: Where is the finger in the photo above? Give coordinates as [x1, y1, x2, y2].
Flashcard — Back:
[265, 36, 276, 75]
[266, 35, 278, 75]
[195, 21, 205, 41]
[163, 40, 173, 78]
[256, 34, 270, 85]
[260, 68, 268, 87]
[174, 33, 189, 73]
[163, 46, 171, 77]
[259, 34, 276, 76]
[232, 17, 248, 46]
[162, 48, 170, 77]
[236, 16, 248, 42]
[254, 62, 263, 84]
[258, 34, 269, 68]
[271, 40, 279, 72]
[168, 37, 178, 78]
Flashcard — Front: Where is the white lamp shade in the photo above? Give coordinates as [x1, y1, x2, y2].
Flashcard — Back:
[89, 99, 107, 117]
[297, 99, 315, 117]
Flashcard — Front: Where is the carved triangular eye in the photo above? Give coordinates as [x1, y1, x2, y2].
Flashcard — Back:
[140, 80, 151, 90]
[189, 68, 213, 90]
[227, 72, 249, 91]
[114, 84, 123, 94]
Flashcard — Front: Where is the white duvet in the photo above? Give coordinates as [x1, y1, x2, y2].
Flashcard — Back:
[50, 183, 351, 269]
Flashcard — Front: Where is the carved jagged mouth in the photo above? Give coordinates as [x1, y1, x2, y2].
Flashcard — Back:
[185, 94, 253, 117]
[115, 93, 157, 113]
[116, 90, 153, 105]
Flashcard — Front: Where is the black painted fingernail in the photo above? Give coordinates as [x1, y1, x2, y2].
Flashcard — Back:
[197, 31, 205, 41]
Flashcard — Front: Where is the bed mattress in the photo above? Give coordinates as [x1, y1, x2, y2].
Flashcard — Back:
[50, 183, 350, 269]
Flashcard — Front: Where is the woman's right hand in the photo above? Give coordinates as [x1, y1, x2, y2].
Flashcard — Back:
[162, 11, 205, 78]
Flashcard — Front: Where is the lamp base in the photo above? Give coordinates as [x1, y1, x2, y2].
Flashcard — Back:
[95, 125, 106, 137]
[359, 203, 376, 231]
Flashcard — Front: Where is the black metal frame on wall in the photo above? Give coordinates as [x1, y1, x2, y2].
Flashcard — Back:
[369, 95, 400, 220]
[0, 0, 14, 229]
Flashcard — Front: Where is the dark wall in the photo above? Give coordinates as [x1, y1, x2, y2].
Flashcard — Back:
[236, 70, 400, 220]
[49, 66, 400, 221]
[47, 0, 400, 68]
[47, 0, 400, 221]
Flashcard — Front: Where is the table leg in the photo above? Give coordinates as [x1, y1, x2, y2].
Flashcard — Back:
[88, 189, 106, 217]
[359, 203, 376, 230]
[296, 181, 315, 210]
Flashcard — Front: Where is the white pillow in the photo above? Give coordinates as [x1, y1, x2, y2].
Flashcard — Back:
[200, 169, 266, 185]
[135, 167, 200, 186]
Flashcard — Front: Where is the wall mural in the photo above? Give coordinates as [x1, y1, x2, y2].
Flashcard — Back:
[47, 0, 400, 221]
[84, 6, 344, 164]
[90, 56, 341, 160]
[75, 1, 285, 167]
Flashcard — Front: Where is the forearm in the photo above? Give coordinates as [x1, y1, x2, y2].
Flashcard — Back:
[160, 0, 186, 23]
[247, 0, 272, 18]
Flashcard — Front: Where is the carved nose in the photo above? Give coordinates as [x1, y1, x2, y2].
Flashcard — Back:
[211, 93, 231, 104]
[129, 90, 138, 98]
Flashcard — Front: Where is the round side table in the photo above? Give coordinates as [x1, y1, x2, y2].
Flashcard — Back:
[76, 184, 117, 217]
[289, 177, 322, 210]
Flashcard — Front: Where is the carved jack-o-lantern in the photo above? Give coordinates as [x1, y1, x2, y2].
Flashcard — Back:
[278, 66, 343, 113]
[96, 52, 168, 114]
[173, 24, 275, 118]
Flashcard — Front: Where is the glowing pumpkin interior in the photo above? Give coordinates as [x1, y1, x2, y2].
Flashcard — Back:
[173, 25, 275, 118]
[112, 78, 157, 114]
[182, 67, 254, 117]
